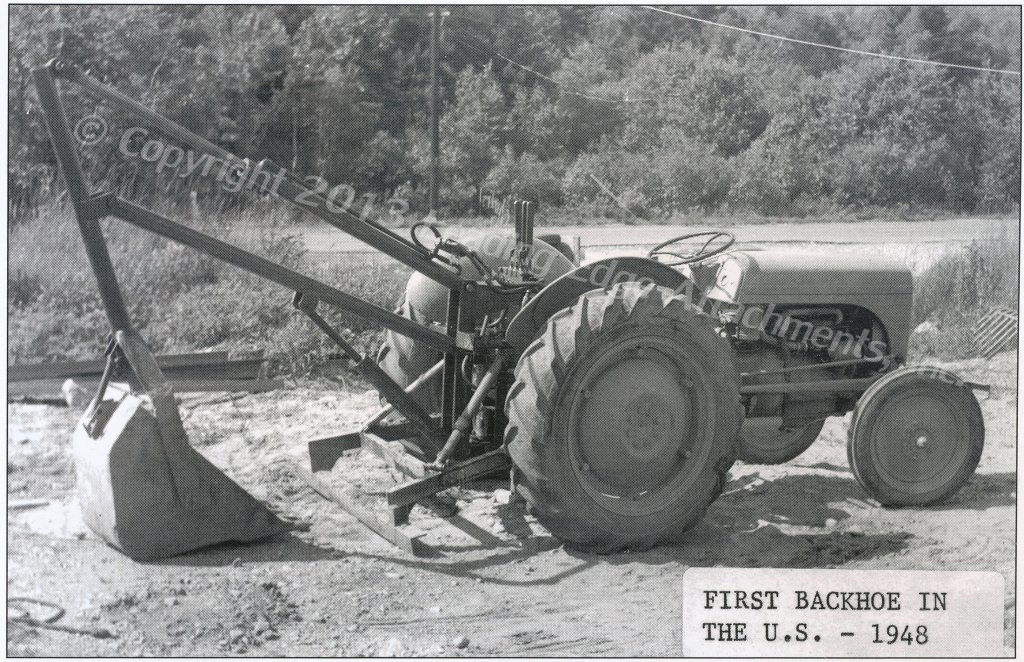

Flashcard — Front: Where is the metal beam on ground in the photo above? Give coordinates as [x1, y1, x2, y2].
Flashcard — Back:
[9, 351, 232, 382]
[387, 450, 510, 508]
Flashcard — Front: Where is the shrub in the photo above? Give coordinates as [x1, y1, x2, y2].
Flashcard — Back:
[913, 231, 1019, 323]
[484, 148, 563, 207]
[911, 225, 1019, 358]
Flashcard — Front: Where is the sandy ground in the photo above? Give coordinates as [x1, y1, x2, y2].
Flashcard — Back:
[7, 349, 1017, 656]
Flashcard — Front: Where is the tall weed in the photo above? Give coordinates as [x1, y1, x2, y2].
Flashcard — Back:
[8, 202, 408, 372]
[911, 224, 1019, 358]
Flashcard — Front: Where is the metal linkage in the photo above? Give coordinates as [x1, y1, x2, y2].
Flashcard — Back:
[293, 293, 441, 449]
[739, 377, 881, 395]
[363, 359, 445, 431]
[388, 449, 510, 509]
[102, 193, 457, 355]
[740, 355, 892, 379]
[33, 64, 132, 331]
[430, 354, 504, 469]
[440, 289, 465, 433]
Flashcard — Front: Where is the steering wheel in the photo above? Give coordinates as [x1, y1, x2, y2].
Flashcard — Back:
[648, 231, 735, 266]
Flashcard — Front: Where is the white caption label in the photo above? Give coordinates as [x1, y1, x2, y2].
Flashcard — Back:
[682, 567, 1004, 657]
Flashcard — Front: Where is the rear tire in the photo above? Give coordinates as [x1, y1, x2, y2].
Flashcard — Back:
[505, 282, 741, 552]
[377, 299, 442, 412]
[847, 367, 984, 506]
[739, 418, 825, 465]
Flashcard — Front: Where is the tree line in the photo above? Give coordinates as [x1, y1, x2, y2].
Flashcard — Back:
[9, 5, 1022, 222]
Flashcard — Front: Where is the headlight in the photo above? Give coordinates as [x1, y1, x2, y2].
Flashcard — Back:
[715, 258, 743, 299]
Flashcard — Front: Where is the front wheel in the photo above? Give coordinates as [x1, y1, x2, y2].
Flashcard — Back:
[504, 283, 741, 552]
[847, 367, 984, 506]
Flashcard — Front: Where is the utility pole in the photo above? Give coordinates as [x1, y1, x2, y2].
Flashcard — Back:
[428, 6, 440, 219]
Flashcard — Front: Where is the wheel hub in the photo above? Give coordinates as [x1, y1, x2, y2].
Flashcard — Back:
[569, 337, 708, 517]
[620, 393, 675, 461]
[872, 392, 966, 489]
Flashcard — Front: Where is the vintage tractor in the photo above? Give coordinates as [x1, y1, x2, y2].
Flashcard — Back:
[36, 60, 986, 559]
[379, 230, 986, 551]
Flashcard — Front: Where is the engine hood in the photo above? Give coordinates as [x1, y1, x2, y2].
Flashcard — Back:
[711, 248, 913, 300]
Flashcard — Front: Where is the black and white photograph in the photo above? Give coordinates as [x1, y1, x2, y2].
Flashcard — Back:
[6, 3, 1021, 657]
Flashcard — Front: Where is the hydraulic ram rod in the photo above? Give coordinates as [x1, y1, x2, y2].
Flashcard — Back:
[49, 60, 460, 288]
[364, 359, 445, 431]
[430, 354, 504, 468]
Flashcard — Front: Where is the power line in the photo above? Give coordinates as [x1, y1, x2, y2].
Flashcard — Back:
[642, 5, 1022, 76]
[455, 37, 656, 103]
[448, 14, 654, 103]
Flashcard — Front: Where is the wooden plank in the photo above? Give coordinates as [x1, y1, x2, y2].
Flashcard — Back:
[169, 378, 283, 393]
[974, 314, 1013, 347]
[297, 466, 427, 556]
[9, 351, 232, 382]
[11, 355, 263, 382]
[372, 418, 447, 442]
[360, 431, 430, 479]
[308, 432, 363, 472]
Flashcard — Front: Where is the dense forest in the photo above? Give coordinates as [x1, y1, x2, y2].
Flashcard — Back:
[9, 5, 1023, 221]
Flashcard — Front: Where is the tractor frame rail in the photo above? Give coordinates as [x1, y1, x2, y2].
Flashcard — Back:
[34, 59, 517, 556]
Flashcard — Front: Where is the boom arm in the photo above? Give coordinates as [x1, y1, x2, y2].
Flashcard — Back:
[33, 58, 474, 449]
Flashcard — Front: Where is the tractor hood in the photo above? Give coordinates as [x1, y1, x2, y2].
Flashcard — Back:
[708, 248, 913, 302]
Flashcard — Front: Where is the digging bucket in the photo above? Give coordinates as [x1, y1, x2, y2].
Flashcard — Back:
[72, 331, 288, 561]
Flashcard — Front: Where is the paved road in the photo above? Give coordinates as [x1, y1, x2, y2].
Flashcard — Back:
[299, 217, 1016, 254]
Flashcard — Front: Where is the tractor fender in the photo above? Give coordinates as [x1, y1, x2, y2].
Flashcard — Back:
[404, 234, 574, 323]
[505, 256, 688, 351]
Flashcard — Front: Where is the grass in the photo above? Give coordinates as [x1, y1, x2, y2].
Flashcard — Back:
[8, 201, 409, 375]
[909, 223, 1019, 359]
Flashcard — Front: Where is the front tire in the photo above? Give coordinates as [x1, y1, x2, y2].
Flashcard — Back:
[504, 283, 741, 552]
[847, 367, 984, 506]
